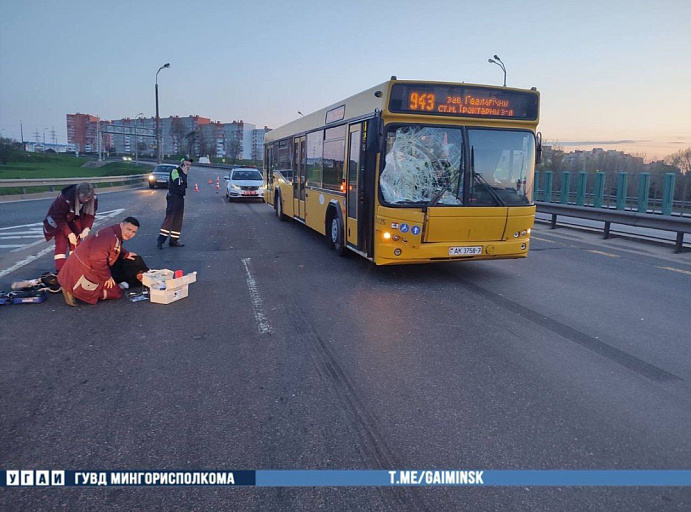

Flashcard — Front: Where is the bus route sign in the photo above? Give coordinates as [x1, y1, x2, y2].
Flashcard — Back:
[389, 83, 539, 120]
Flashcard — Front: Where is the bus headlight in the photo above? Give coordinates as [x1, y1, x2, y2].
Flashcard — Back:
[383, 231, 392, 240]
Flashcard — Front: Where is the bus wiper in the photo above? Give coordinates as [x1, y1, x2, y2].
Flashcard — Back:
[470, 146, 505, 206]
[423, 178, 451, 211]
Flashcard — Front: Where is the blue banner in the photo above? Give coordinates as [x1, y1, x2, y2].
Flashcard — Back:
[2, 469, 691, 487]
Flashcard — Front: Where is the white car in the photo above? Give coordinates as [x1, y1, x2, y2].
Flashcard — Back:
[225, 168, 265, 202]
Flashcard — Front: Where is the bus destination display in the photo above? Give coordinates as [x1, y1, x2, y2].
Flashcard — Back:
[389, 83, 539, 120]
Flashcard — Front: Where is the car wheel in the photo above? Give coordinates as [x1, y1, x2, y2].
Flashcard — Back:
[331, 215, 345, 256]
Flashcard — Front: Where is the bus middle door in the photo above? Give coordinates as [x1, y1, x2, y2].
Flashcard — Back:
[346, 124, 362, 249]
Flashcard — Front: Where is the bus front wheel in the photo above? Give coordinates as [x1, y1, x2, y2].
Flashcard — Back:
[275, 194, 286, 221]
[330, 216, 345, 256]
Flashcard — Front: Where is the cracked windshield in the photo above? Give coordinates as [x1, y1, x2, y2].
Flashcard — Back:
[380, 126, 463, 206]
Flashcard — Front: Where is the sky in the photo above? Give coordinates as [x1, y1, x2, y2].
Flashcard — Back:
[1, 0, 690, 161]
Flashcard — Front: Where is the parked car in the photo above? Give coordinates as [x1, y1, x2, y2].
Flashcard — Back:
[225, 168, 265, 201]
[147, 164, 176, 189]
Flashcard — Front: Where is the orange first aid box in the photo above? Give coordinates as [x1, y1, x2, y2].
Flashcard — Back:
[142, 270, 197, 304]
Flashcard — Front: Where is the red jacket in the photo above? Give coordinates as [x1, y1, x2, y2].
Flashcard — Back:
[57, 224, 130, 304]
[43, 184, 98, 240]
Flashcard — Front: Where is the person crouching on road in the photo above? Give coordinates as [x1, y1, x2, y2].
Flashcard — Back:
[58, 217, 140, 306]
[157, 157, 191, 249]
[43, 182, 98, 272]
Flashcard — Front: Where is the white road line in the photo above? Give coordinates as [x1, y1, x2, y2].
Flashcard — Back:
[657, 266, 691, 276]
[0, 235, 45, 239]
[0, 247, 54, 279]
[587, 250, 620, 258]
[241, 257, 272, 335]
[0, 208, 127, 277]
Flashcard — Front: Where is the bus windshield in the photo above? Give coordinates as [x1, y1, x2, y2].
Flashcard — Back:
[469, 129, 534, 206]
[380, 126, 464, 206]
[380, 126, 535, 207]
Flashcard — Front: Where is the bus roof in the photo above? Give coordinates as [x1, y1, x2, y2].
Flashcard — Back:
[265, 80, 539, 143]
[265, 81, 389, 143]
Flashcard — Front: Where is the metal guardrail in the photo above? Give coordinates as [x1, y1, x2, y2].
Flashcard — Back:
[536, 202, 691, 253]
[0, 174, 148, 193]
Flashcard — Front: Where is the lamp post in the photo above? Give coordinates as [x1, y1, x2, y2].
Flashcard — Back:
[155, 63, 170, 163]
[488, 54, 507, 87]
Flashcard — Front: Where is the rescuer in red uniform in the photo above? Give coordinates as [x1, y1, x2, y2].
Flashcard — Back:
[58, 217, 139, 306]
[43, 182, 98, 272]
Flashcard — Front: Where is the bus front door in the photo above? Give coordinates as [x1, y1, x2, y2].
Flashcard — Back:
[293, 136, 306, 219]
[346, 124, 362, 248]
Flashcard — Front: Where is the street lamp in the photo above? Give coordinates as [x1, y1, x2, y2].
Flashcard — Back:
[488, 54, 507, 87]
[134, 112, 144, 164]
[155, 62, 170, 163]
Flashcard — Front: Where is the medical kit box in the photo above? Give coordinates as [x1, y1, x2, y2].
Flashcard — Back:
[142, 269, 197, 305]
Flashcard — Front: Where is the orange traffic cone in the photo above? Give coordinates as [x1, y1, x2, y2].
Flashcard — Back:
[194, 183, 199, 192]
[215, 183, 220, 190]
[208, 179, 212, 184]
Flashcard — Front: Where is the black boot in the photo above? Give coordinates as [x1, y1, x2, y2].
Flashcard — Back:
[169, 239, 185, 247]
[157, 235, 166, 250]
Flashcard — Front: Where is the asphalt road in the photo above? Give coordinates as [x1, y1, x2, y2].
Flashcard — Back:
[1, 167, 691, 510]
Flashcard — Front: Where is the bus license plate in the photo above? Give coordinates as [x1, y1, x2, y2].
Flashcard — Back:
[449, 246, 482, 256]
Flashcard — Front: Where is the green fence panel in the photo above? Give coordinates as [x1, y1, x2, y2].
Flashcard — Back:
[616, 172, 628, 210]
[560, 172, 571, 204]
[662, 173, 676, 216]
[593, 172, 605, 208]
[576, 172, 587, 206]
[544, 171, 553, 203]
[637, 173, 650, 213]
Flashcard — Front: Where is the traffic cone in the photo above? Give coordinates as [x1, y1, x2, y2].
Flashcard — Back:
[215, 183, 220, 190]
[194, 183, 199, 192]
[208, 179, 212, 184]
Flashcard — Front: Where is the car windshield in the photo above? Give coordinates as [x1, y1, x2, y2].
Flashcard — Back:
[232, 170, 262, 181]
[153, 165, 173, 173]
[380, 126, 463, 206]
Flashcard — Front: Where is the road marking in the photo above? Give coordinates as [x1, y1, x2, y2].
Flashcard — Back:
[0, 247, 54, 279]
[531, 236, 557, 243]
[242, 257, 272, 335]
[0, 209, 126, 277]
[587, 250, 620, 258]
[657, 266, 691, 276]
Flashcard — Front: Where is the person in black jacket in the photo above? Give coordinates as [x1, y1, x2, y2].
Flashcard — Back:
[157, 158, 191, 249]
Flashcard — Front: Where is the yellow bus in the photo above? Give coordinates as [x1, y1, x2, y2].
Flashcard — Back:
[264, 78, 540, 265]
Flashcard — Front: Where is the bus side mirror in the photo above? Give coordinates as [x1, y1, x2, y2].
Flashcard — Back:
[536, 132, 542, 164]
